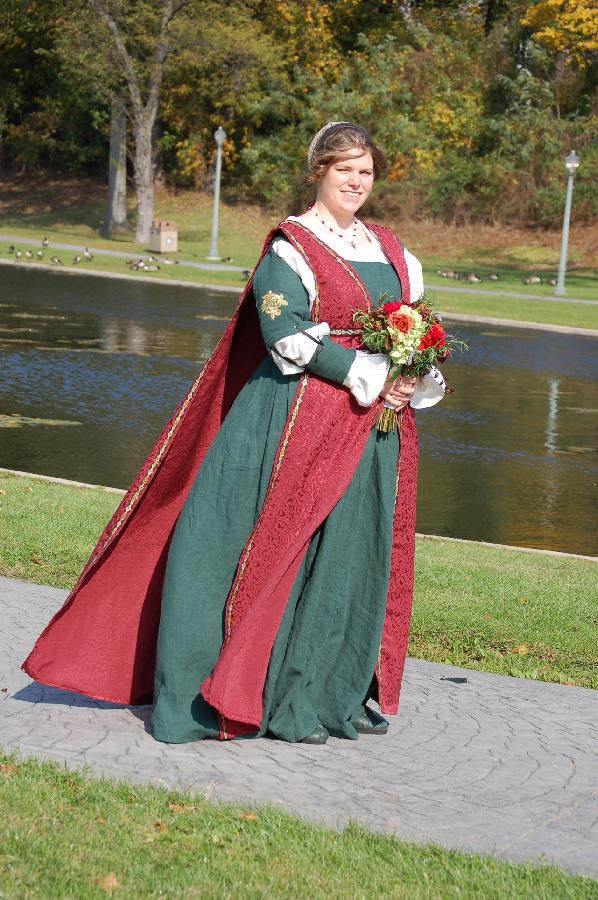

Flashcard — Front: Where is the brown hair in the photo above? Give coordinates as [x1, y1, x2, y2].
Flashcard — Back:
[305, 123, 387, 184]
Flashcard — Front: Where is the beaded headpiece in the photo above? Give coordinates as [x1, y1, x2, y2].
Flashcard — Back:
[307, 121, 354, 166]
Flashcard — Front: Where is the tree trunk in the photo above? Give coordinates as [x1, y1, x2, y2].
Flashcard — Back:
[133, 117, 155, 245]
[104, 95, 129, 235]
[90, 0, 192, 244]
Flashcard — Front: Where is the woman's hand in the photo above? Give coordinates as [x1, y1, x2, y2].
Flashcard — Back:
[379, 375, 418, 410]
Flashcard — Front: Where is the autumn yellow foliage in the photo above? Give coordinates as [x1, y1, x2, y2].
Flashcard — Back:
[522, 0, 598, 65]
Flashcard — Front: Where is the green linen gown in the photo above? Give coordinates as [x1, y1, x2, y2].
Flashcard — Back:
[151, 240, 404, 743]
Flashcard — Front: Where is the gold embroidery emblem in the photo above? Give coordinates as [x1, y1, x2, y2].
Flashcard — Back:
[261, 290, 288, 320]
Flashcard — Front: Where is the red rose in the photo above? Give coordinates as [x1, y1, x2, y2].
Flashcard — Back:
[383, 301, 404, 314]
[388, 311, 414, 333]
[418, 322, 446, 351]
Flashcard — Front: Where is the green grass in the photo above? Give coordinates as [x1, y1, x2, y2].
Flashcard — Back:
[432, 290, 598, 330]
[424, 258, 598, 302]
[2, 181, 597, 329]
[412, 537, 598, 689]
[3, 237, 597, 330]
[1, 473, 596, 690]
[0, 187, 269, 271]
[1, 752, 596, 899]
[0, 247, 247, 291]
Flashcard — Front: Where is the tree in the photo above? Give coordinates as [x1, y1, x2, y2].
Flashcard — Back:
[522, 0, 598, 67]
[105, 94, 129, 234]
[88, 0, 193, 243]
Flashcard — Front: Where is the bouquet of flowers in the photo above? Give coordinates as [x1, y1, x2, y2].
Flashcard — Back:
[353, 294, 467, 431]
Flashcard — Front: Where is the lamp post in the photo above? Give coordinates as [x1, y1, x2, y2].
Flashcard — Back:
[206, 126, 226, 261]
[555, 150, 580, 297]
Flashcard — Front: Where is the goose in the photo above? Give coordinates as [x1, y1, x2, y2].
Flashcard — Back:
[50, 256, 64, 266]
[25, 249, 33, 260]
[222, 256, 233, 263]
[464, 272, 482, 283]
[83, 247, 94, 260]
[146, 255, 158, 263]
[15, 249, 23, 260]
[8, 245, 15, 254]
[488, 273, 499, 280]
[523, 275, 542, 285]
[36, 250, 44, 259]
[161, 257, 178, 265]
[41, 236, 49, 247]
[72, 255, 82, 265]
[142, 264, 160, 272]
[241, 269, 251, 279]
[548, 278, 557, 286]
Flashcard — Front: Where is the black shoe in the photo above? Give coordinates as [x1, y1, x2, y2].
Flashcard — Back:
[352, 706, 389, 735]
[299, 723, 329, 744]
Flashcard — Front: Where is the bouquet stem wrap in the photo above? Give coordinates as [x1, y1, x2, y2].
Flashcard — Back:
[378, 405, 398, 433]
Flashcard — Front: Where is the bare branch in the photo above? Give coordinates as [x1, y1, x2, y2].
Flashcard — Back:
[146, 0, 191, 119]
[90, 0, 143, 115]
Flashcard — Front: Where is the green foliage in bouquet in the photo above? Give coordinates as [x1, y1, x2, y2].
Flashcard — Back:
[353, 293, 468, 380]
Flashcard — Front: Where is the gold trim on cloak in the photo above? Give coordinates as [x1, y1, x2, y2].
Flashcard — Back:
[219, 372, 310, 739]
[376, 410, 405, 704]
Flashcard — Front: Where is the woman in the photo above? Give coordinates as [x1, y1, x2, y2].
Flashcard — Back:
[22, 122, 445, 745]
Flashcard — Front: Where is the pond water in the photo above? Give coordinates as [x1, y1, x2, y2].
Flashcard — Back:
[1, 267, 597, 555]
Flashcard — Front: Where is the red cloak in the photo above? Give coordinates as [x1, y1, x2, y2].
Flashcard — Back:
[22, 221, 419, 738]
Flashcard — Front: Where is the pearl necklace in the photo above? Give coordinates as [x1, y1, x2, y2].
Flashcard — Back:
[312, 206, 369, 250]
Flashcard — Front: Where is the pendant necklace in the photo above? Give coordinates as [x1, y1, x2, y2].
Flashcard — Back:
[312, 206, 360, 249]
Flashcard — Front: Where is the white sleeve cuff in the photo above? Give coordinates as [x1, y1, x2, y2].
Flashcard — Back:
[271, 322, 331, 375]
[343, 350, 390, 408]
[410, 366, 446, 409]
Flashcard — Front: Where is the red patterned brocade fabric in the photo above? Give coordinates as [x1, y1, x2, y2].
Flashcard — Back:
[22, 220, 419, 732]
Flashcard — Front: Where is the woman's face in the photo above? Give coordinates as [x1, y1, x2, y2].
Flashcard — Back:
[317, 151, 374, 218]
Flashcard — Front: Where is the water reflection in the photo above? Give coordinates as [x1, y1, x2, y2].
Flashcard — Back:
[1, 267, 596, 555]
[544, 379, 560, 453]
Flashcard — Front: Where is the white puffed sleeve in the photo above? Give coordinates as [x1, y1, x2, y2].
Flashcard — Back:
[342, 351, 390, 407]
[404, 247, 446, 409]
[271, 322, 331, 375]
[411, 366, 446, 409]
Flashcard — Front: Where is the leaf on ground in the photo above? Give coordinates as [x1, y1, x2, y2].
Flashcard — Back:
[519, 597, 529, 605]
[511, 644, 529, 655]
[30, 554, 44, 564]
[145, 822, 169, 843]
[0, 763, 20, 774]
[483, 614, 494, 621]
[239, 813, 257, 821]
[98, 873, 119, 894]
[168, 802, 195, 813]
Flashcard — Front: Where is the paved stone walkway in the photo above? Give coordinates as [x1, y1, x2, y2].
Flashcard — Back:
[2, 576, 597, 879]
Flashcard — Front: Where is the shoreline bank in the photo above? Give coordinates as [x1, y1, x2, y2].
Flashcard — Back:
[2, 258, 597, 336]
[2, 467, 595, 561]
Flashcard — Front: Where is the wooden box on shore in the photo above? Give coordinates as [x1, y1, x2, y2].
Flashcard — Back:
[149, 221, 178, 253]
